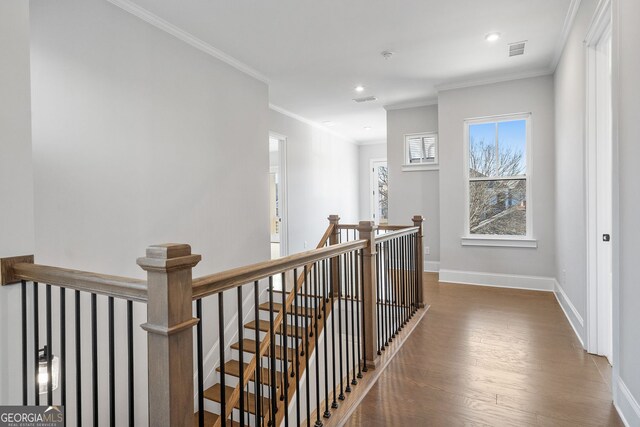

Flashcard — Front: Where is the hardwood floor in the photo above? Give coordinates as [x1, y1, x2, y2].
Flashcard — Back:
[346, 274, 623, 426]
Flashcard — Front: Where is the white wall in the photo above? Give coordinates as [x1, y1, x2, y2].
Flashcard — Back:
[30, 0, 270, 423]
[614, 0, 640, 422]
[438, 76, 556, 282]
[0, 0, 35, 405]
[386, 105, 440, 269]
[554, 0, 598, 343]
[269, 109, 359, 253]
[357, 142, 386, 221]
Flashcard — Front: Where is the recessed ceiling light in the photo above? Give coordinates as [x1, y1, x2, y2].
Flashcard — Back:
[485, 32, 501, 42]
[323, 121, 336, 127]
[355, 85, 365, 92]
[364, 126, 372, 131]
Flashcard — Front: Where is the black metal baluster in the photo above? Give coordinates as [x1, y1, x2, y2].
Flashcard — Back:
[21, 280, 27, 405]
[355, 251, 362, 379]
[282, 272, 289, 427]
[402, 236, 408, 327]
[393, 238, 399, 337]
[293, 269, 301, 427]
[108, 297, 115, 427]
[385, 240, 392, 346]
[46, 285, 52, 405]
[375, 244, 382, 355]
[237, 286, 245, 427]
[60, 288, 66, 416]
[304, 266, 311, 427]
[75, 291, 81, 423]
[322, 259, 331, 419]
[337, 255, 345, 402]
[196, 299, 204, 427]
[127, 300, 134, 427]
[269, 277, 277, 427]
[91, 293, 98, 427]
[350, 251, 357, 386]
[329, 257, 338, 410]
[218, 293, 226, 427]
[253, 280, 262, 427]
[360, 248, 368, 373]
[344, 252, 351, 394]
[314, 262, 322, 427]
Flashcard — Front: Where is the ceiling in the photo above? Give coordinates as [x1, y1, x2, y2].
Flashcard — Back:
[114, 0, 574, 143]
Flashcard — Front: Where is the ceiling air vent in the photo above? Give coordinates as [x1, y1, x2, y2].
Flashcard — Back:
[353, 96, 377, 103]
[509, 41, 526, 57]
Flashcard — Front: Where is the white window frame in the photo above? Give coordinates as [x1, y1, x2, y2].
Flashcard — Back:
[461, 112, 536, 248]
[402, 132, 439, 171]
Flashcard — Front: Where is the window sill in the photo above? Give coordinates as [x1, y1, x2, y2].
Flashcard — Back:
[402, 164, 439, 172]
[461, 236, 537, 248]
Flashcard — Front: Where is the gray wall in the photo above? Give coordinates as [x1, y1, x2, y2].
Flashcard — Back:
[614, 0, 640, 419]
[358, 142, 386, 221]
[0, 0, 35, 405]
[438, 76, 556, 277]
[269, 109, 359, 254]
[554, 0, 598, 342]
[30, 0, 270, 422]
[386, 105, 440, 269]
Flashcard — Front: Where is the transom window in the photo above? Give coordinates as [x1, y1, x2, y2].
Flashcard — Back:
[403, 132, 438, 170]
[465, 113, 531, 237]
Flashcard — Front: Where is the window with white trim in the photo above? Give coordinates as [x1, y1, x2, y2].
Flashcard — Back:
[403, 132, 438, 170]
[465, 113, 531, 238]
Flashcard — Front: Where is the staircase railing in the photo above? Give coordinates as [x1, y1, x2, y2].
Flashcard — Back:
[0, 214, 425, 427]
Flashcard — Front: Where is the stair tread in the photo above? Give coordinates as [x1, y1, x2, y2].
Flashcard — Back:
[258, 302, 314, 316]
[217, 359, 284, 387]
[203, 384, 272, 416]
[273, 289, 324, 299]
[245, 320, 306, 338]
[192, 410, 241, 427]
[231, 339, 297, 361]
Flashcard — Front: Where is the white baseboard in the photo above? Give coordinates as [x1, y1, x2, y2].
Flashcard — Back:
[424, 261, 440, 272]
[616, 378, 640, 427]
[438, 269, 555, 291]
[553, 279, 585, 348]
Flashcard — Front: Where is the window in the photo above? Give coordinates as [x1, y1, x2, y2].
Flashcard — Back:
[463, 113, 535, 246]
[403, 132, 438, 171]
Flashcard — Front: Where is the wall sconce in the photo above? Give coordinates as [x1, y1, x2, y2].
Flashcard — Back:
[38, 346, 59, 394]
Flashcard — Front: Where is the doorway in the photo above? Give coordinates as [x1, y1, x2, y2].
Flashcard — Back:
[269, 134, 288, 260]
[370, 159, 388, 225]
[586, 3, 612, 363]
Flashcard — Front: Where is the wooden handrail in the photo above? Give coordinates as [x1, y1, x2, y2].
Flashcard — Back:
[11, 262, 148, 303]
[374, 226, 419, 243]
[192, 225, 358, 299]
[337, 224, 411, 231]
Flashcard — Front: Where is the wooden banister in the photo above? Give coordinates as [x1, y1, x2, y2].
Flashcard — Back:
[373, 226, 419, 244]
[8, 262, 148, 302]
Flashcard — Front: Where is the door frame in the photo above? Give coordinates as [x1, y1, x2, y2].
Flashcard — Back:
[269, 132, 289, 257]
[584, 0, 613, 358]
[369, 158, 387, 224]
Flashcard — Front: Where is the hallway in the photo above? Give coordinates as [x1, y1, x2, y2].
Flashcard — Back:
[346, 275, 623, 426]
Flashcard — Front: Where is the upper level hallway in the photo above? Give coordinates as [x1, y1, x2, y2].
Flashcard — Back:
[346, 274, 624, 426]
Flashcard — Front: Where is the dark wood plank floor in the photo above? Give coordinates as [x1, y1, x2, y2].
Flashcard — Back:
[346, 274, 624, 426]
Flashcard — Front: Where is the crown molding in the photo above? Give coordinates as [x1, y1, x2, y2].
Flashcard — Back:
[106, 0, 270, 84]
[435, 68, 553, 92]
[269, 104, 357, 145]
[550, 0, 583, 71]
[384, 97, 438, 111]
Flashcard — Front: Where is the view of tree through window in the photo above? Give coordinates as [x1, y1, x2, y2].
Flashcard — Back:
[468, 118, 528, 235]
[378, 165, 388, 223]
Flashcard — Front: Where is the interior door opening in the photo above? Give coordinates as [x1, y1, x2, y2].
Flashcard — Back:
[269, 134, 288, 261]
[370, 159, 388, 225]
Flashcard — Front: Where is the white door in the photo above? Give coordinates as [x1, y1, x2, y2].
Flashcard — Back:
[370, 160, 388, 224]
[269, 135, 288, 260]
[595, 30, 613, 363]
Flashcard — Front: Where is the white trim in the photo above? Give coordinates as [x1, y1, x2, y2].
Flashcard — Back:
[424, 261, 440, 272]
[269, 104, 356, 145]
[384, 98, 438, 111]
[550, 0, 583, 70]
[616, 378, 640, 427]
[584, 0, 612, 356]
[553, 279, 586, 348]
[435, 69, 552, 92]
[106, 0, 269, 84]
[401, 165, 439, 172]
[439, 269, 555, 291]
[463, 112, 533, 240]
[460, 236, 537, 248]
[403, 131, 439, 170]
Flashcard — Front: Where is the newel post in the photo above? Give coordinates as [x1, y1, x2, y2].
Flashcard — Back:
[137, 244, 201, 427]
[412, 215, 425, 308]
[328, 215, 340, 297]
[357, 220, 379, 369]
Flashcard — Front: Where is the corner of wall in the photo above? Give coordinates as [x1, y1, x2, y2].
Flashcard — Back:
[553, 279, 586, 348]
[615, 377, 640, 427]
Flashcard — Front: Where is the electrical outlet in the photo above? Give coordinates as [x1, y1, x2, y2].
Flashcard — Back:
[424, 247, 430, 255]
